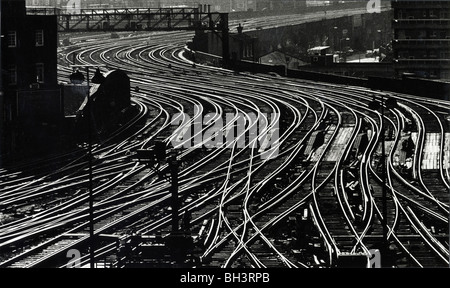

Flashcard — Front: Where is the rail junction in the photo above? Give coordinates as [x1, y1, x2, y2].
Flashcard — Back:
[0, 7, 449, 269]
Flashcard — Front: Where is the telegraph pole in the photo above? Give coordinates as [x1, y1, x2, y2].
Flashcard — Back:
[369, 93, 397, 267]
[220, 13, 230, 68]
[380, 93, 388, 253]
[70, 64, 105, 268]
[169, 156, 179, 233]
[86, 66, 94, 269]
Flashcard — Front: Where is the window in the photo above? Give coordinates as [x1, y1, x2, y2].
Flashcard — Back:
[429, 10, 436, 18]
[36, 63, 44, 83]
[440, 51, 450, 59]
[3, 103, 13, 122]
[244, 44, 252, 58]
[248, 44, 253, 57]
[7, 31, 17, 47]
[429, 50, 437, 59]
[35, 30, 44, 46]
[8, 65, 17, 85]
[418, 30, 426, 39]
[398, 51, 409, 59]
[441, 70, 450, 80]
[397, 30, 406, 39]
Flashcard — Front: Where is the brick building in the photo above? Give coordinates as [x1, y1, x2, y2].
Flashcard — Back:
[1, 0, 62, 160]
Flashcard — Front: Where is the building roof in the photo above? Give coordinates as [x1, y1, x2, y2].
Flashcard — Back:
[308, 46, 331, 53]
[259, 50, 301, 60]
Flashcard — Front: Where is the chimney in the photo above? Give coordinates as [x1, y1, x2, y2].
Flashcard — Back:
[237, 23, 243, 34]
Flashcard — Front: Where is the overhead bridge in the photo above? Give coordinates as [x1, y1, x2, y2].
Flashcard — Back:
[27, 6, 230, 66]
[27, 7, 227, 32]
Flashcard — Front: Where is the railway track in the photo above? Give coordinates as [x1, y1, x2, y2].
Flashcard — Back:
[0, 26, 449, 268]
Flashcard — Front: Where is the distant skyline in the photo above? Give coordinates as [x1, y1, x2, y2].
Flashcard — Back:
[25, 0, 346, 12]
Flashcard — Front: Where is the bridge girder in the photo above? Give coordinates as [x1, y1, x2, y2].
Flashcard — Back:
[28, 7, 230, 67]
[28, 7, 227, 33]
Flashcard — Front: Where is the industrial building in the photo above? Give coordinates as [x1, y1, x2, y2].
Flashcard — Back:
[190, 23, 258, 64]
[392, 0, 450, 80]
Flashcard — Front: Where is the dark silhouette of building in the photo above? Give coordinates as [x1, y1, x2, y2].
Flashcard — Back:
[1, 0, 62, 161]
[190, 23, 258, 64]
[392, 0, 450, 80]
[89, 69, 131, 135]
[72, 69, 132, 140]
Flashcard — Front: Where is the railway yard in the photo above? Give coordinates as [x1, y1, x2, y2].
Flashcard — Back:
[0, 20, 449, 268]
